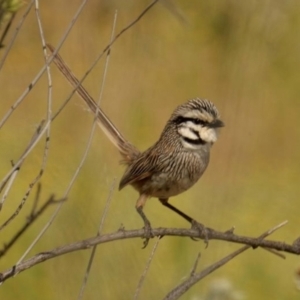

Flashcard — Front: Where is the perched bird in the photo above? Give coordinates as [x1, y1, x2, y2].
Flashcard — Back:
[48, 44, 224, 246]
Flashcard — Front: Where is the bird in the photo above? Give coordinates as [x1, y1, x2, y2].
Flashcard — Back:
[47, 44, 224, 247]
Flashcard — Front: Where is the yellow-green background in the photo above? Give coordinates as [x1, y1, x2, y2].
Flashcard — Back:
[0, 1, 300, 299]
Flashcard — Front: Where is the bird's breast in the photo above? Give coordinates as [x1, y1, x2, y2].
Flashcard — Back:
[134, 150, 209, 198]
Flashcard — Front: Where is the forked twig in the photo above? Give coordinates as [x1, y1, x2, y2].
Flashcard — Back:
[0, 0, 55, 231]
[163, 221, 288, 300]
[17, 0, 160, 265]
[49, 0, 160, 121]
[0, 120, 49, 228]
[0, 0, 88, 128]
[0, 189, 65, 258]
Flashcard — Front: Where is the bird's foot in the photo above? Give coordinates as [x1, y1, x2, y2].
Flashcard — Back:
[142, 220, 153, 249]
[136, 205, 154, 248]
[191, 220, 209, 248]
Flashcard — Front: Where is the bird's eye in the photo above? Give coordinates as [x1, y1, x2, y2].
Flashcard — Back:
[193, 119, 205, 125]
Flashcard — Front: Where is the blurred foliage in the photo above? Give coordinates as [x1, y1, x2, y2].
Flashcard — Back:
[0, 0, 24, 19]
[0, 0, 300, 299]
[0, 0, 23, 31]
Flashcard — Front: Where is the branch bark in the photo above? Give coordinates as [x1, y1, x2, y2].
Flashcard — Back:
[0, 222, 299, 283]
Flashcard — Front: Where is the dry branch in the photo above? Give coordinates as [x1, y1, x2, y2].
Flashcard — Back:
[163, 221, 288, 299]
[0, 221, 299, 283]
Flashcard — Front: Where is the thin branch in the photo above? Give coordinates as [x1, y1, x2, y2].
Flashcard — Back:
[49, 0, 160, 121]
[0, 119, 47, 193]
[35, 0, 52, 172]
[79, 21, 119, 298]
[134, 236, 161, 300]
[8, 0, 55, 222]
[77, 179, 116, 300]
[0, 12, 16, 48]
[261, 247, 286, 259]
[163, 221, 288, 300]
[0, 0, 34, 70]
[0, 167, 19, 210]
[190, 252, 201, 277]
[1, 221, 299, 283]
[30, 182, 42, 216]
[0, 0, 88, 128]
[0, 193, 65, 258]
[0, 0, 56, 234]
[0, 120, 50, 227]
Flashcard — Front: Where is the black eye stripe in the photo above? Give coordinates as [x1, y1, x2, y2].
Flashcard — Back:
[193, 119, 205, 125]
[174, 116, 206, 126]
[183, 137, 206, 145]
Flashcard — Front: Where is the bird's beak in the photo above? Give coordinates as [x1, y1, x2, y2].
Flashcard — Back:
[211, 119, 225, 128]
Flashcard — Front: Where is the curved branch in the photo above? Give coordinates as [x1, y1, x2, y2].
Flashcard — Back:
[0, 223, 299, 283]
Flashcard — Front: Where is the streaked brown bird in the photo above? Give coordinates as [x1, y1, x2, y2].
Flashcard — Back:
[48, 44, 224, 246]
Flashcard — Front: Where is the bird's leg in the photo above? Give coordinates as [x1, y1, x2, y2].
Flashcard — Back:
[159, 198, 209, 246]
[136, 194, 153, 248]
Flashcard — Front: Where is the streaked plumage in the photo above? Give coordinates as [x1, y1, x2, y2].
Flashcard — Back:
[48, 44, 224, 246]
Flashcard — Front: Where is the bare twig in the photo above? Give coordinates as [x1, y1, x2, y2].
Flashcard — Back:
[0, 12, 16, 48]
[0, 120, 50, 228]
[190, 252, 201, 277]
[77, 13, 117, 298]
[1, 0, 56, 232]
[163, 221, 288, 300]
[0, 0, 34, 70]
[0, 192, 65, 258]
[0, 0, 87, 128]
[134, 236, 161, 300]
[0, 119, 45, 195]
[77, 179, 116, 300]
[1, 220, 299, 284]
[0, 167, 19, 210]
[30, 182, 42, 216]
[6, 0, 56, 222]
[49, 0, 160, 121]
[261, 247, 286, 259]
[0, 118, 47, 193]
[35, 0, 52, 172]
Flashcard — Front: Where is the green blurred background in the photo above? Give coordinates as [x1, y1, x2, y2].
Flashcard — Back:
[0, 0, 300, 299]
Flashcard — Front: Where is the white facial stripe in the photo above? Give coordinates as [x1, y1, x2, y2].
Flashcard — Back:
[178, 126, 199, 140]
[178, 121, 203, 140]
[185, 121, 201, 132]
[199, 127, 217, 143]
[178, 120, 218, 144]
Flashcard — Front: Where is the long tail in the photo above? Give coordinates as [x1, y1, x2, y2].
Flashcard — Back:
[47, 44, 139, 163]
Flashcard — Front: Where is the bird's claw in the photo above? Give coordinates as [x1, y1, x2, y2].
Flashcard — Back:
[191, 220, 209, 248]
[142, 220, 153, 249]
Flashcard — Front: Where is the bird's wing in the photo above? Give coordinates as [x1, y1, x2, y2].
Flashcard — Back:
[119, 149, 162, 190]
